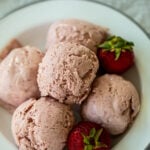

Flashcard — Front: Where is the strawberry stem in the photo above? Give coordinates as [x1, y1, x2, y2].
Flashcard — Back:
[98, 35, 134, 60]
[90, 128, 96, 138]
[82, 128, 107, 150]
[94, 128, 103, 144]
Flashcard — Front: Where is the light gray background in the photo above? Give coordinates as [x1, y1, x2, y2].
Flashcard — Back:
[0, 0, 150, 36]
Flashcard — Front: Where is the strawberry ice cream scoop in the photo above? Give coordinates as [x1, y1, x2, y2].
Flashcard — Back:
[12, 97, 75, 150]
[0, 46, 44, 107]
[81, 74, 140, 135]
[46, 19, 108, 53]
[37, 42, 99, 104]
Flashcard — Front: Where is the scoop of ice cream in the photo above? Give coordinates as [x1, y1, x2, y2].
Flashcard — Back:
[0, 46, 44, 107]
[12, 97, 75, 150]
[37, 42, 99, 104]
[81, 74, 140, 135]
[46, 19, 108, 53]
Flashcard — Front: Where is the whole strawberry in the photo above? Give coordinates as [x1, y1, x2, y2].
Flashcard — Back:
[67, 121, 111, 150]
[97, 36, 134, 74]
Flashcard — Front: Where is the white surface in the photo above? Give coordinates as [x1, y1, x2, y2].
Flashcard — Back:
[0, 0, 150, 35]
[0, 0, 150, 150]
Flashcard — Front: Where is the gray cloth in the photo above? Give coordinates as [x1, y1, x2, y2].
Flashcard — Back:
[0, 0, 150, 36]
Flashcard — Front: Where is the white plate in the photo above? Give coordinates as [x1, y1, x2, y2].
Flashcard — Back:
[0, 0, 150, 150]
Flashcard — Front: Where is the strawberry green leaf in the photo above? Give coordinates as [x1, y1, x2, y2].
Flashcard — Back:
[98, 42, 111, 49]
[126, 41, 134, 46]
[83, 136, 90, 145]
[94, 128, 103, 144]
[114, 41, 124, 48]
[123, 45, 133, 50]
[84, 145, 88, 150]
[89, 128, 96, 138]
[84, 145, 93, 150]
[94, 142, 108, 149]
[115, 48, 121, 60]
[82, 127, 108, 150]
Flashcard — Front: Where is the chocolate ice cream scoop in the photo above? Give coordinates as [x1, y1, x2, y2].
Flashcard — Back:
[11, 97, 75, 150]
[0, 46, 44, 107]
[81, 74, 140, 135]
[46, 19, 108, 53]
[37, 42, 99, 104]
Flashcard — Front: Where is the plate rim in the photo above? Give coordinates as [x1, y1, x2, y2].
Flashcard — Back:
[0, 0, 150, 40]
[0, 0, 149, 149]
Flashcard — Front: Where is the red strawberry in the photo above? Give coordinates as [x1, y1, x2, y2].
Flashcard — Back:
[67, 121, 111, 150]
[97, 36, 134, 74]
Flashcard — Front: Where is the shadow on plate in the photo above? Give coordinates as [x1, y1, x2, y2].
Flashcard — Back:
[122, 64, 141, 99]
[0, 107, 14, 144]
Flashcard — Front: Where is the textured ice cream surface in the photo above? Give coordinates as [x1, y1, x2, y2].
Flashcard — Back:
[81, 74, 140, 135]
[46, 19, 108, 53]
[12, 97, 75, 150]
[38, 42, 99, 104]
[0, 46, 44, 107]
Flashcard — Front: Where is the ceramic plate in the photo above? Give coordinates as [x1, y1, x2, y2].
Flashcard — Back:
[0, 0, 150, 150]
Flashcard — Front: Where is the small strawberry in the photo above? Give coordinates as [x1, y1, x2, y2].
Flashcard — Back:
[67, 121, 111, 150]
[97, 36, 134, 74]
